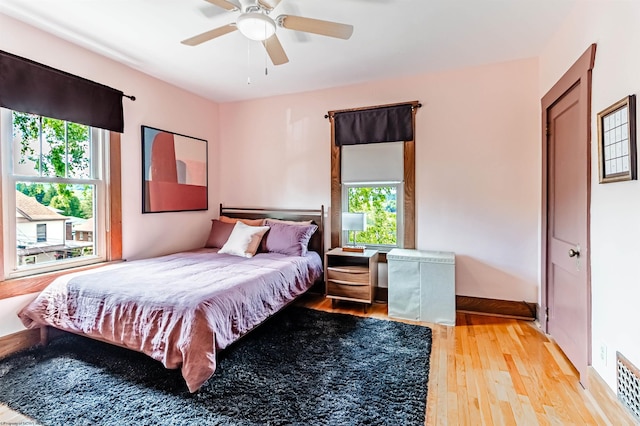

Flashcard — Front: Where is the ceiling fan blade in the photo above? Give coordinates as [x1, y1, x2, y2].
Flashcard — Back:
[204, 0, 239, 11]
[262, 34, 289, 66]
[181, 24, 237, 46]
[257, 0, 282, 11]
[278, 15, 353, 40]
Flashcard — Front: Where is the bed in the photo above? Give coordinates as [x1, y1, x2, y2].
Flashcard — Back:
[17, 205, 325, 392]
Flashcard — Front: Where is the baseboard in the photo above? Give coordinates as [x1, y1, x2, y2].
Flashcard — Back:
[587, 366, 637, 425]
[0, 328, 41, 359]
[371, 292, 536, 320]
[455, 295, 537, 320]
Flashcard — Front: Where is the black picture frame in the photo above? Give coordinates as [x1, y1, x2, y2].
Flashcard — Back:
[597, 95, 637, 183]
[141, 125, 208, 213]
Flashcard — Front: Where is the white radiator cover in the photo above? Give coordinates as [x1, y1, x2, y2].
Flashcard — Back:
[387, 249, 456, 326]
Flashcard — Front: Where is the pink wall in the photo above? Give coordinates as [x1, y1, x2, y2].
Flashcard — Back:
[540, 1, 640, 394]
[220, 57, 541, 302]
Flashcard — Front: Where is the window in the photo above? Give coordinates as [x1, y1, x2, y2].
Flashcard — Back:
[328, 101, 418, 251]
[36, 224, 46, 242]
[0, 51, 123, 293]
[344, 184, 403, 247]
[340, 141, 406, 251]
[1, 109, 106, 278]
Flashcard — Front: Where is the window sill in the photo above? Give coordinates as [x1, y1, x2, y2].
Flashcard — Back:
[0, 260, 123, 301]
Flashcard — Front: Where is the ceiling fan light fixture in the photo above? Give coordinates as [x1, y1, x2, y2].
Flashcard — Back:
[236, 12, 276, 41]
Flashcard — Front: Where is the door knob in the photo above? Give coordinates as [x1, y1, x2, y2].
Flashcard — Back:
[568, 248, 580, 258]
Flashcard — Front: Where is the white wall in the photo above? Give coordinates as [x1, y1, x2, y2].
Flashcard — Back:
[0, 13, 221, 336]
[539, 1, 640, 393]
[220, 57, 541, 303]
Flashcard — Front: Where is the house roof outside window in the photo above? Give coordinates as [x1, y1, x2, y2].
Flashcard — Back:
[73, 217, 94, 233]
[15, 191, 68, 221]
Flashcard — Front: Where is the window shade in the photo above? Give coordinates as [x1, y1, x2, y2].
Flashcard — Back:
[0, 50, 125, 132]
[334, 104, 413, 146]
[341, 141, 404, 183]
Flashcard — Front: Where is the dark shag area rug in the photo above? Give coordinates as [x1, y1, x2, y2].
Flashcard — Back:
[0, 306, 432, 426]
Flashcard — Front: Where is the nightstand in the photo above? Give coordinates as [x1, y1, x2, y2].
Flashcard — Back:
[324, 247, 379, 308]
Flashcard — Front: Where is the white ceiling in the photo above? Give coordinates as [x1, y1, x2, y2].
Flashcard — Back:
[0, 0, 577, 103]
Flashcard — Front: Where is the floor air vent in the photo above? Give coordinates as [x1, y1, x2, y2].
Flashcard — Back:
[617, 352, 640, 421]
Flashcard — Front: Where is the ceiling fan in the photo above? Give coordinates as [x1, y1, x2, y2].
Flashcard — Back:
[181, 0, 354, 66]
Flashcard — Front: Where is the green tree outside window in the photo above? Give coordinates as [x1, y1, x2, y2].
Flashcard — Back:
[347, 186, 397, 245]
[13, 112, 93, 219]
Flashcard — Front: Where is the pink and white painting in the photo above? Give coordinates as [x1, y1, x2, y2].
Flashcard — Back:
[142, 126, 207, 213]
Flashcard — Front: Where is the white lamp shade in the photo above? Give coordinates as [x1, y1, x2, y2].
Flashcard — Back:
[342, 212, 367, 232]
[236, 13, 276, 41]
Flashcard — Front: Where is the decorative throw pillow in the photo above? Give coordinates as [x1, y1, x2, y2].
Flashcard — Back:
[218, 222, 270, 258]
[204, 219, 235, 248]
[219, 215, 265, 226]
[262, 221, 318, 257]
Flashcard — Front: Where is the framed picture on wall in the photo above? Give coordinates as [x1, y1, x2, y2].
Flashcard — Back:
[141, 125, 208, 213]
[597, 95, 637, 183]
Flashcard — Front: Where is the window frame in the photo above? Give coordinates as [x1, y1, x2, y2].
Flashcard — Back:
[329, 102, 417, 252]
[0, 117, 122, 299]
[1, 109, 108, 278]
[36, 223, 47, 243]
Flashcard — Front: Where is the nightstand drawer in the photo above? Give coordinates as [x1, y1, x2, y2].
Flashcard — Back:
[327, 280, 371, 300]
[327, 265, 369, 284]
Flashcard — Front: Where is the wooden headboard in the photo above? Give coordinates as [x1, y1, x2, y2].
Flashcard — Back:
[219, 204, 325, 258]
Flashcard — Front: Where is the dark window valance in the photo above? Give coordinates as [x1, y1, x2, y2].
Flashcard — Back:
[0, 50, 125, 132]
[333, 103, 415, 146]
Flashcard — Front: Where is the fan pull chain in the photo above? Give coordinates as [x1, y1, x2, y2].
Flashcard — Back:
[264, 24, 269, 76]
[247, 40, 251, 85]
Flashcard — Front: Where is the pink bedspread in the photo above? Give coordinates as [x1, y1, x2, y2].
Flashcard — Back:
[18, 248, 323, 392]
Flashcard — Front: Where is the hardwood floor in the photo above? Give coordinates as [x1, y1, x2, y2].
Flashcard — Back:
[0, 295, 629, 425]
[299, 296, 625, 425]
[0, 403, 33, 424]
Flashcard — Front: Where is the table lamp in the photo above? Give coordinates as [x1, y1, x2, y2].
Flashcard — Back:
[342, 212, 367, 253]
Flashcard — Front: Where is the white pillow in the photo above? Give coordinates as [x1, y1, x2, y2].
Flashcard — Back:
[218, 221, 269, 258]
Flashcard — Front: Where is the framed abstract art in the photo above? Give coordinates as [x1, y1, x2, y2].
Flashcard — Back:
[141, 125, 208, 213]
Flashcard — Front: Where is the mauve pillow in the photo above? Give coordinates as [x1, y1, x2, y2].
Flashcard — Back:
[262, 221, 318, 256]
[204, 219, 235, 248]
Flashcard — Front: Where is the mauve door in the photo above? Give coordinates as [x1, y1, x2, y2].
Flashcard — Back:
[547, 83, 589, 382]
